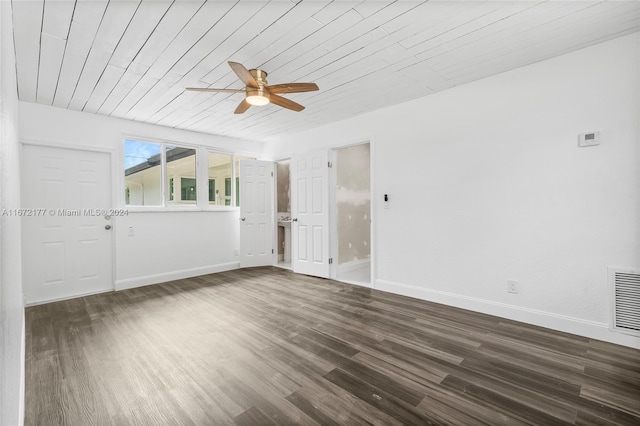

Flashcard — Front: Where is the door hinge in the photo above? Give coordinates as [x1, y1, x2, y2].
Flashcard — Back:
[329, 258, 333, 264]
[271, 171, 274, 177]
[272, 249, 274, 254]
[328, 161, 332, 168]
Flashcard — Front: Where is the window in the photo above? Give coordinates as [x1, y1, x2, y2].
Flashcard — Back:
[235, 155, 255, 207]
[124, 139, 255, 209]
[207, 152, 232, 206]
[124, 139, 162, 206]
[166, 145, 197, 205]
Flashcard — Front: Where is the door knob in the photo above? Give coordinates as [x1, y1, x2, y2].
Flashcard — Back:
[105, 225, 112, 230]
[241, 217, 246, 221]
[292, 218, 298, 222]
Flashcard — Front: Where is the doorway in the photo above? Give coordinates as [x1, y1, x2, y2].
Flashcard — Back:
[332, 143, 371, 286]
[21, 144, 114, 304]
[275, 159, 292, 269]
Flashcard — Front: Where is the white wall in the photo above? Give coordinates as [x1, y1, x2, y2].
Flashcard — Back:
[0, 1, 25, 424]
[19, 102, 261, 292]
[266, 34, 640, 348]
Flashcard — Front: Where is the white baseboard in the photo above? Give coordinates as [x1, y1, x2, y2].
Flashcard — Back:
[26, 288, 113, 306]
[115, 262, 240, 291]
[375, 278, 640, 349]
[337, 258, 370, 275]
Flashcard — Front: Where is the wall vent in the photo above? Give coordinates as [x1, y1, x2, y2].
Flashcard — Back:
[609, 267, 640, 336]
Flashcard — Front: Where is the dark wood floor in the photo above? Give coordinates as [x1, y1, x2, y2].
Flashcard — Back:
[25, 267, 640, 425]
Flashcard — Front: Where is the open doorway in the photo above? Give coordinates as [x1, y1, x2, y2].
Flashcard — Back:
[275, 159, 292, 269]
[332, 143, 371, 286]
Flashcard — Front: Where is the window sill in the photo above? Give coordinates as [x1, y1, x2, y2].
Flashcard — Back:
[124, 206, 239, 213]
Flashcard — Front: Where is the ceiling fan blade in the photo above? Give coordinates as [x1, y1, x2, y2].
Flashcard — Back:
[266, 83, 319, 94]
[234, 99, 251, 114]
[186, 87, 244, 93]
[228, 61, 258, 88]
[269, 94, 305, 112]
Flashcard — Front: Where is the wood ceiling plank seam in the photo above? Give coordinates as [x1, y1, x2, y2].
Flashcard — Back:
[126, 1, 269, 121]
[37, 34, 68, 106]
[319, 0, 426, 53]
[47, 0, 77, 107]
[424, 1, 576, 72]
[444, 16, 640, 86]
[430, 1, 629, 77]
[259, 6, 363, 73]
[397, 1, 503, 50]
[105, 1, 207, 116]
[197, 1, 317, 86]
[136, 1, 322, 125]
[311, 0, 365, 25]
[37, 0, 76, 105]
[417, 0, 618, 69]
[304, 62, 419, 107]
[250, 16, 325, 73]
[77, 0, 146, 112]
[398, 3, 514, 64]
[153, 80, 242, 124]
[294, 47, 374, 83]
[83, 64, 128, 114]
[305, 72, 410, 112]
[11, 0, 44, 102]
[108, 1, 175, 69]
[97, 68, 147, 115]
[109, 75, 159, 119]
[260, 9, 364, 77]
[407, 1, 543, 61]
[378, 0, 448, 34]
[312, 55, 389, 93]
[273, 27, 385, 81]
[88, 1, 175, 114]
[270, 9, 364, 75]
[177, 1, 294, 90]
[277, 0, 426, 81]
[195, 0, 328, 87]
[353, 0, 405, 20]
[113, 1, 239, 118]
[52, 0, 109, 108]
[142, 1, 238, 81]
[34, 0, 44, 103]
[130, 0, 206, 69]
[439, 1, 640, 80]
[173, 96, 249, 128]
[167, 2, 269, 78]
[67, 0, 142, 111]
[150, 91, 237, 126]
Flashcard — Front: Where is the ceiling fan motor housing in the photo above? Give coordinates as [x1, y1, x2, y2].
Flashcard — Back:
[246, 69, 270, 105]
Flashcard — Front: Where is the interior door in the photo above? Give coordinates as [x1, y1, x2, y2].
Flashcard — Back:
[239, 160, 274, 267]
[291, 150, 330, 278]
[21, 145, 113, 304]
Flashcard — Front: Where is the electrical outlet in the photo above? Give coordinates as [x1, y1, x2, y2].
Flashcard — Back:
[234, 249, 239, 256]
[507, 280, 518, 294]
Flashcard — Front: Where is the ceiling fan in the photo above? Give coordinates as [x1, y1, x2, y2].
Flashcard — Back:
[186, 61, 319, 114]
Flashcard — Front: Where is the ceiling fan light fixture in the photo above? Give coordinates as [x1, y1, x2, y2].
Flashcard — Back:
[246, 88, 270, 106]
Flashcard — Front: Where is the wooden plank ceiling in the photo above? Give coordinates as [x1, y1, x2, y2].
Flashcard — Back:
[11, 0, 640, 142]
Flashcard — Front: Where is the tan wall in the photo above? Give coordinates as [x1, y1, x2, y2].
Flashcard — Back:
[336, 144, 370, 264]
[277, 162, 290, 213]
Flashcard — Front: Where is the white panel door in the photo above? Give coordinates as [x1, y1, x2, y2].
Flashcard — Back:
[239, 160, 274, 267]
[291, 150, 330, 278]
[21, 145, 113, 304]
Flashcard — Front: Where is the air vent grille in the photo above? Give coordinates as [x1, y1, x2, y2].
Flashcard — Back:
[611, 268, 640, 335]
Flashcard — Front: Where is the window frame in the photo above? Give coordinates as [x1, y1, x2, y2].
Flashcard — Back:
[121, 136, 255, 212]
